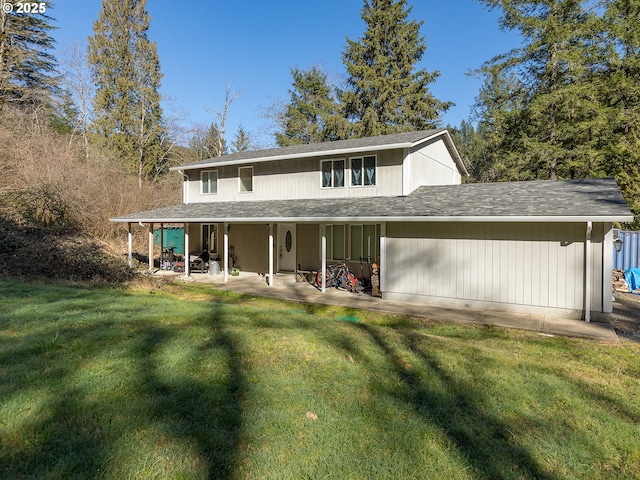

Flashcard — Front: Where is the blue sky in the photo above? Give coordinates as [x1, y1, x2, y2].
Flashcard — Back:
[49, 0, 521, 147]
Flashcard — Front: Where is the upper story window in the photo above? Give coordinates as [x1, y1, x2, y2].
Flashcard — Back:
[321, 159, 345, 188]
[239, 166, 253, 192]
[351, 155, 376, 186]
[201, 170, 218, 194]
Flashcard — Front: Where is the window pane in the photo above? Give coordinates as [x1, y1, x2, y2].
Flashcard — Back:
[202, 225, 209, 250]
[351, 225, 362, 260]
[351, 158, 362, 186]
[211, 224, 218, 254]
[202, 171, 217, 194]
[332, 225, 344, 260]
[364, 156, 375, 186]
[201, 172, 209, 194]
[239, 167, 253, 192]
[363, 224, 376, 260]
[334, 160, 344, 187]
[322, 161, 332, 187]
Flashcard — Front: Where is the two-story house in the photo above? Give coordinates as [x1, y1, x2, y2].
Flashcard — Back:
[111, 129, 633, 322]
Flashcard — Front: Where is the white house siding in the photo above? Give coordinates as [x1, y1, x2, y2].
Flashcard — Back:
[384, 222, 607, 317]
[187, 150, 405, 203]
[403, 138, 462, 195]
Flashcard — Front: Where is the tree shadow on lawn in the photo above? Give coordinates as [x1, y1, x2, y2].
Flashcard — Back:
[132, 304, 245, 479]
[0, 288, 244, 480]
[343, 322, 558, 480]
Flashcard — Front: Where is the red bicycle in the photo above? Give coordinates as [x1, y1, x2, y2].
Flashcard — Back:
[316, 261, 363, 293]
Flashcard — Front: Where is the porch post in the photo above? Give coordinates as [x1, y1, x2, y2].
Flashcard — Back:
[585, 221, 592, 322]
[127, 223, 133, 268]
[223, 223, 229, 283]
[602, 223, 614, 313]
[380, 222, 386, 294]
[321, 223, 327, 293]
[148, 223, 154, 273]
[184, 223, 190, 278]
[160, 223, 164, 269]
[268, 223, 274, 287]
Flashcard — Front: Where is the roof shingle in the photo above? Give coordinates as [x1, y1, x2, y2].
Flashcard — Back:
[111, 178, 633, 223]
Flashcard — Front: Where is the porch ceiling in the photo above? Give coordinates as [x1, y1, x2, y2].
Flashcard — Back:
[110, 178, 634, 224]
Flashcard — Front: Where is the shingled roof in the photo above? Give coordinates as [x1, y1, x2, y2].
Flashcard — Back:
[111, 178, 633, 224]
[171, 129, 463, 171]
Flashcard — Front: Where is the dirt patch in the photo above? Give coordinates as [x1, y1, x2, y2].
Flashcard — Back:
[610, 293, 640, 344]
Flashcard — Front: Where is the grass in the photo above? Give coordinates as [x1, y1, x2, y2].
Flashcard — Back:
[1, 278, 639, 479]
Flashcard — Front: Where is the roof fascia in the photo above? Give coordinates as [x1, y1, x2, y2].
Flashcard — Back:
[110, 214, 634, 224]
[170, 143, 415, 171]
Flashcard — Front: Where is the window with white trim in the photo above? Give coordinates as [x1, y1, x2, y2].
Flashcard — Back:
[324, 224, 345, 261]
[202, 224, 218, 254]
[201, 170, 217, 194]
[321, 159, 345, 188]
[239, 166, 253, 192]
[350, 155, 376, 186]
[350, 224, 377, 262]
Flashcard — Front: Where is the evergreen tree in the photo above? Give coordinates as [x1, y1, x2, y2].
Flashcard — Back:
[88, 0, 165, 186]
[0, 1, 58, 110]
[275, 66, 347, 146]
[49, 86, 79, 134]
[600, 0, 640, 227]
[188, 122, 227, 160]
[468, 70, 528, 182]
[341, 0, 451, 137]
[232, 124, 251, 152]
[479, 0, 605, 180]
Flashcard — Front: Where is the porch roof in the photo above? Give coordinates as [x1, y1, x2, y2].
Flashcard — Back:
[110, 178, 634, 224]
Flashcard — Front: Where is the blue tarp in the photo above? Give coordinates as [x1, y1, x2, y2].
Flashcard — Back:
[624, 268, 640, 293]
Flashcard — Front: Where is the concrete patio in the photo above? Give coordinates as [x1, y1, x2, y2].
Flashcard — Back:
[156, 270, 621, 342]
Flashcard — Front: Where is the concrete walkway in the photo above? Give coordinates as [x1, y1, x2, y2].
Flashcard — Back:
[170, 271, 620, 342]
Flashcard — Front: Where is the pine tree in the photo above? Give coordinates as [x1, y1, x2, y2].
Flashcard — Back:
[477, 0, 606, 180]
[188, 122, 227, 160]
[275, 66, 347, 146]
[341, 0, 451, 137]
[232, 125, 251, 152]
[0, 1, 58, 110]
[468, 69, 528, 182]
[88, 0, 165, 186]
[600, 0, 640, 227]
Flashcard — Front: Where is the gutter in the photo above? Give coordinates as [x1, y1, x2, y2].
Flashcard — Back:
[110, 215, 635, 224]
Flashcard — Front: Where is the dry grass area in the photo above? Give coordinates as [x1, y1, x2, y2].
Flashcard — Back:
[0, 107, 185, 283]
[0, 108, 181, 240]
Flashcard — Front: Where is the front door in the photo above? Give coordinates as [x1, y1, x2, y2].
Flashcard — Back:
[277, 223, 296, 272]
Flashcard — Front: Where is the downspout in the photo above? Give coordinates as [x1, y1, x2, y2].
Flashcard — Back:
[585, 221, 592, 323]
[178, 169, 189, 204]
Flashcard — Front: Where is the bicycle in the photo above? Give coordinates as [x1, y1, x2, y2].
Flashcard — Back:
[315, 261, 363, 293]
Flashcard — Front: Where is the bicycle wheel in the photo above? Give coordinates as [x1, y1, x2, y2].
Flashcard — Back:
[340, 272, 358, 291]
[316, 269, 332, 287]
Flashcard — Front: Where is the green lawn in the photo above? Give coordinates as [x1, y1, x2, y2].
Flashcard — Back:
[1, 278, 639, 479]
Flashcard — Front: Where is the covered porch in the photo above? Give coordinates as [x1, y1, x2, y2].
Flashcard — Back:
[121, 220, 383, 294]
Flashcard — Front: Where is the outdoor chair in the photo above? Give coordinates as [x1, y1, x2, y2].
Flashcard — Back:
[189, 250, 210, 273]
